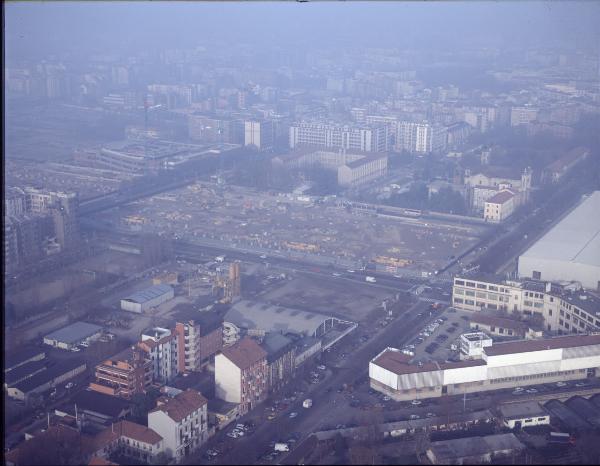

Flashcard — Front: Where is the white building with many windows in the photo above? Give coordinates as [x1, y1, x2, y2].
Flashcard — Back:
[451, 276, 600, 335]
[139, 327, 179, 384]
[289, 121, 388, 153]
[369, 334, 600, 401]
[148, 389, 209, 462]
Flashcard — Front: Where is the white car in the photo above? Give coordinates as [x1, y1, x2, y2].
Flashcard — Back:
[289, 412, 298, 419]
[556, 382, 567, 388]
[526, 388, 538, 394]
[70, 347, 81, 352]
[410, 414, 420, 420]
[317, 365, 326, 370]
[411, 400, 422, 406]
[65, 382, 74, 389]
[259, 255, 267, 259]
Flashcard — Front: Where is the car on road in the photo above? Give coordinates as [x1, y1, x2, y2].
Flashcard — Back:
[555, 381, 568, 388]
[526, 388, 538, 394]
[65, 382, 74, 389]
[70, 347, 81, 352]
[411, 400, 422, 406]
[575, 381, 587, 387]
[347, 269, 355, 273]
[289, 412, 298, 419]
[332, 272, 341, 277]
[426, 412, 436, 418]
[259, 254, 267, 259]
[410, 414, 420, 420]
[267, 414, 276, 421]
[317, 365, 326, 370]
[382, 396, 391, 401]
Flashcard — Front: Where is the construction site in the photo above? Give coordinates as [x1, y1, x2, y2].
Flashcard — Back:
[95, 181, 489, 277]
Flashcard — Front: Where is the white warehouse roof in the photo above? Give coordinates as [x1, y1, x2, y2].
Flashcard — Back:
[123, 284, 173, 304]
[518, 191, 600, 289]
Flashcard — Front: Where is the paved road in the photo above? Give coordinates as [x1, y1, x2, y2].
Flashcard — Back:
[184, 300, 438, 465]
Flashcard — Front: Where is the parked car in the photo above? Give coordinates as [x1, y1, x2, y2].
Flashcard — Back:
[555, 381, 568, 388]
[317, 365, 326, 370]
[65, 382, 74, 389]
[410, 414, 420, 420]
[411, 400, 422, 406]
[289, 412, 298, 419]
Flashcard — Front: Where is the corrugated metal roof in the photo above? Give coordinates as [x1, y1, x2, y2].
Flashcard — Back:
[43, 322, 103, 345]
[123, 284, 173, 304]
[519, 191, 600, 268]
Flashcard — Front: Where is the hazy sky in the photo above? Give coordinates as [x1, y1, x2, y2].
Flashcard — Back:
[5, 1, 600, 59]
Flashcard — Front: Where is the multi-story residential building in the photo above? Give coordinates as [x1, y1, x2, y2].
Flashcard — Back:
[139, 327, 179, 385]
[395, 121, 447, 154]
[172, 307, 224, 373]
[452, 276, 600, 334]
[93, 420, 164, 464]
[260, 333, 296, 394]
[289, 121, 388, 153]
[148, 389, 209, 462]
[244, 120, 274, 151]
[214, 337, 268, 415]
[510, 106, 539, 126]
[90, 347, 152, 399]
[483, 189, 518, 223]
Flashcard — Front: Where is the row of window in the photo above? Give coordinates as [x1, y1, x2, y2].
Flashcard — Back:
[455, 280, 506, 293]
[490, 369, 580, 384]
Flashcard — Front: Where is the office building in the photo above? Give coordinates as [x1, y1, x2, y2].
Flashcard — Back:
[452, 276, 600, 334]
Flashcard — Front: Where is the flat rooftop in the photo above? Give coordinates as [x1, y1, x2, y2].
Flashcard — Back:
[519, 191, 600, 268]
[43, 322, 103, 344]
[484, 334, 600, 356]
[371, 348, 486, 376]
[123, 284, 173, 304]
[498, 401, 547, 420]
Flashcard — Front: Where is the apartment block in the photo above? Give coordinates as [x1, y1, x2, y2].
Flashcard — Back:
[90, 347, 152, 399]
[138, 327, 179, 384]
[214, 338, 268, 415]
[289, 121, 388, 153]
[148, 389, 209, 462]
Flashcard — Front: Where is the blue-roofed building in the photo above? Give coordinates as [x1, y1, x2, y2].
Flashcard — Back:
[120, 284, 174, 313]
[43, 322, 103, 350]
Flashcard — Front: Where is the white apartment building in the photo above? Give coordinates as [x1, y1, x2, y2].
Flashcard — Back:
[139, 327, 179, 384]
[484, 189, 517, 222]
[510, 106, 539, 126]
[395, 121, 447, 154]
[460, 332, 493, 360]
[370, 334, 600, 401]
[452, 277, 600, 334]
[244, 120, 274, 150]
[289, 122, 388, 153]
[148, 389, 209, 462]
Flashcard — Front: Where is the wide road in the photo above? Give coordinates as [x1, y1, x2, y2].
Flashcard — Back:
[184, 299, 439, 465]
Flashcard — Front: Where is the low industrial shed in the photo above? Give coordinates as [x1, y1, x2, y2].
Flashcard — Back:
[426, 433, 526, 465]
[43, 322, 103, 350]
[120, 284, 174, 313]
[7, 359, 87, 401]
[498, 401, 550, 429]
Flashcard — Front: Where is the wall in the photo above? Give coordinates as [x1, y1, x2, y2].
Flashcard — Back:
[215, 355, 241, 403]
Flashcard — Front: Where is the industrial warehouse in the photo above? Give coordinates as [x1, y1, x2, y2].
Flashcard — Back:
[120, 284, 174, 313]
[42, 322, 103, 350]
[223, 299, 357, 349]
[518, 190, 600, 290]
[369, 334, 600, 401]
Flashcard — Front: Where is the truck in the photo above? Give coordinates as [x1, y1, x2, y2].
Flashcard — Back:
[215, 255, 226, 262]
[274, 443, 290, 452]
[303, 399, 313, 408]
[365, 276, 376, 283]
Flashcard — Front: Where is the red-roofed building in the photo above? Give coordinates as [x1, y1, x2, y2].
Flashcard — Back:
[92, 420, 164, 464]
[148, 389, 209, 461]
[215, 337, 268, 415]
[484, 189, 517, 222]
